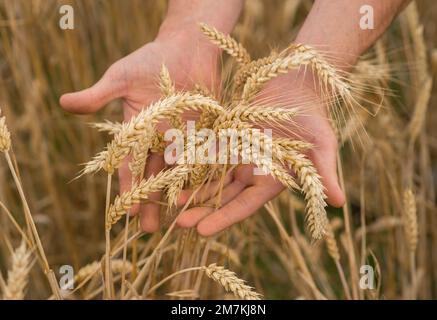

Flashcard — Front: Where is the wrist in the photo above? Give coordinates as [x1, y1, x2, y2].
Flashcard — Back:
[156, 17, 220, 56]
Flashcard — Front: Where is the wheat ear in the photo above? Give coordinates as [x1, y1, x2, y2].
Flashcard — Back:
[159, 64, 185, 131]
[325, 224, 340, 261]
[233, 51, 279, 91]
[108, 166, 190, 227]
[3, 241, 31, 300]
[159, 64, 175, 97]
[292, 44, 355, 111]
[403, 189, 418, 253]
[241, 51, 315, 102]
[202, 264, 262, 300]
[200, 23, 251, 65]
[74, 259, 133, 284]
[273, 144, 328, 240]
[90, 120, 124, 135]
[0, 112, 11, 152]
[84, 93, 224, 175]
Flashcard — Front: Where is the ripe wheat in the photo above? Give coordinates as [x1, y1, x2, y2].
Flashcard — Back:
[202, 263, 262, 300]
[3, 242, 31, 300]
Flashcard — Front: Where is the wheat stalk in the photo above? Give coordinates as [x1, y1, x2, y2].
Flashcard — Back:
[3, 241, 31, 300]
[202, 264, 261, 300]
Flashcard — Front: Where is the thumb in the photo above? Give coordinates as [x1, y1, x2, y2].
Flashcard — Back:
[310, 137, 345, 208]
[60, 68, 125, 114]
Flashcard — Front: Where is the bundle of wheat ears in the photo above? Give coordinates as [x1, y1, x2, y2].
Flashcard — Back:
[85, 23, 359, 243]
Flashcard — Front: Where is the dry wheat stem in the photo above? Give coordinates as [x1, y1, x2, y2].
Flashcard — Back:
[104, 173, 113, 299]
[127, 185, 203, 299]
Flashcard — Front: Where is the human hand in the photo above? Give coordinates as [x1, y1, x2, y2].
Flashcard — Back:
[60, 25, 220, 232]
[177, 72, 346, 236]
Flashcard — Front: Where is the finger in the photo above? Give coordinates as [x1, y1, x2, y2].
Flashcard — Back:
[177, 180, 246, 228]
[310, 143, 345, 208]
[196, 184, 281, 237]
[140, 153, 165, 232]
[176, 169, 234, 207]
[60, 68, 125, 114]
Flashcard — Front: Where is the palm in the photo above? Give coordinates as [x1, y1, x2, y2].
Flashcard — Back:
[60, 37, 219, 232]
[177, 75, 345, 236]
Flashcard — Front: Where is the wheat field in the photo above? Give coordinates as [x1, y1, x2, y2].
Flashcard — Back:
[0, 0, 436, 300]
